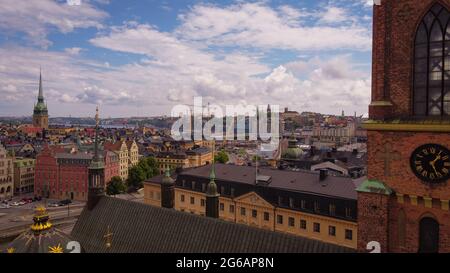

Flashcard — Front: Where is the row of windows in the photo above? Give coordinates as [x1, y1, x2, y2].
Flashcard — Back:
[181, 182, 353, 218]
[178, 194, 354, 240]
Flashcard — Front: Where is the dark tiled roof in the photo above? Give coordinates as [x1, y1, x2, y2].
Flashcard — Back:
[174, 164, 357, 200]
[186, 146, 210, 155]
[71, 196, 353, 253]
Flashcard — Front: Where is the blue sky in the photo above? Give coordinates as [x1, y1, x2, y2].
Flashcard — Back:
[0, 0, 374, 117]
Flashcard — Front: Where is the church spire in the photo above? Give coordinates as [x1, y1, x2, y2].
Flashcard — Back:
[38, 68, 44, 103]
[87, 106, 105, 211]
[206, 140, 219, 218]
[93, 106, 100, 162]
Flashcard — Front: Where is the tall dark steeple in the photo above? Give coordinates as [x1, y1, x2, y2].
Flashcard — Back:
[33, 68, 49, 130]
[38, 69, 44, 103]
[206, 142, 220, 218]
[161, 167, 175, 209]
[87, 106, 105, 210]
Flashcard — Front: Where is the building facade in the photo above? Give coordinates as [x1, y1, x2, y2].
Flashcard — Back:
[13, 157, 35, 194]
[144, 164, 358, 249]
[155, 147, 213, 174]
[359, 0, 450, 253]
[0, 144, 13, 200]
[32, 71, 49, 130]
[104, 140, 139, 180]
[34, 145, 119, 201]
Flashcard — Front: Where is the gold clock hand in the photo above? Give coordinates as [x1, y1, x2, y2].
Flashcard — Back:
[430, 154, 441, 166]
[430, 163, 439, 176]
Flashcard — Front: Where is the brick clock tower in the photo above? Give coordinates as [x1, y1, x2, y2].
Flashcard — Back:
[358, 0, 450, 253]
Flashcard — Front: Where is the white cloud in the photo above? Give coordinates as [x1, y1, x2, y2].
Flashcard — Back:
[319, 7, 348, 24]
[0, 1, 372, 117]
[0, 0, 107, 48]
[64, 47, 84, 55]
[175, 3, 371, 51]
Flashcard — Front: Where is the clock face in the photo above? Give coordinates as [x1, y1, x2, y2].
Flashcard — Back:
[410, 144, 450, 184]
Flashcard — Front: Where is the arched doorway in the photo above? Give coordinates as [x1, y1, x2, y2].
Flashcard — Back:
[418, 217, 439, 253]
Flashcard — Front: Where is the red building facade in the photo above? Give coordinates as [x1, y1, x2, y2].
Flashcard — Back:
[359, 0, 450, 253]
[34, 145, 119, 201]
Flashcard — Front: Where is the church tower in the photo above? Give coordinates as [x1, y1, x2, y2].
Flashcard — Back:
[359, 0, 450, 253]
[33, 70, 49, 130]
[87, 106, 105, 210]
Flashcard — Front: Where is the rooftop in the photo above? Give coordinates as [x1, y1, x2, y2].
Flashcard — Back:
[71, 196, 353, 253]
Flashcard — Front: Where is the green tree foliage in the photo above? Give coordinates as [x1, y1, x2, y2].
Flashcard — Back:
[214, 150, 229, 164]
[252, 155, 262, 162]
[106, 176, 126, 196]
[127, 166, 146, 189]
[127, 157, 159, 190]
[137, 157, 159, 179]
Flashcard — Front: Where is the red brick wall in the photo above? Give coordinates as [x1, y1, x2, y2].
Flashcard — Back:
[59, 164, 88, 200]
[357, 192, 390, 253]
[34, 148, 59, 198]
[368, 131, 450, 199]
[389, 200, 450, 252]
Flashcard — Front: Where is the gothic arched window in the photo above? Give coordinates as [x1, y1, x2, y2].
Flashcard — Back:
[413, 3, 450, 116]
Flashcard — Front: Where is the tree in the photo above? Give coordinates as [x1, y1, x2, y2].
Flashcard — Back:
[215, 150, 229, 164]
[127, 166, 146, 190]
[252, 155, 261, 162]
[106, 176, 126, 196]
[137, 157, 159, 179]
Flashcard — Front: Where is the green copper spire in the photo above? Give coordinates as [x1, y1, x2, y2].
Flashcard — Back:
[206, 140, 219, 197]
[33, 69, 48, 115]
[89, 106, 104, 170]
[162, 167, 174, 185]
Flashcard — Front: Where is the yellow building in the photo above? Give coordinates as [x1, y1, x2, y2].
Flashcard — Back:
[126, 140, 139, 168]
[144, 164, 358, 249]
[155, 153, 189, 175]
[104, 140, 129, 180]
[0, 144, 14, 199]
[155, 147, 212, 174]
[13, 157, 35, 194]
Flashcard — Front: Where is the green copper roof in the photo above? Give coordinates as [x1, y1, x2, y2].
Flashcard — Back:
[162, 168, 174, 185]
[34, 71, 48, 114]
[356, 179, 393, 195]
[34, 102, 48, 112]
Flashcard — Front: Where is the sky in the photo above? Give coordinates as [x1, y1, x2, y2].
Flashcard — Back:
[0, 0, 375, 118]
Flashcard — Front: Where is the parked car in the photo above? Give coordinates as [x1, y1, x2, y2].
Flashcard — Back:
[21, 198, 33, 204]
[58, 199, 72, 206]
[0, 204, 10, 209]
[48, 202, 60, 207]
[10, 201, 22, 206]
[32, 196, 42, 202]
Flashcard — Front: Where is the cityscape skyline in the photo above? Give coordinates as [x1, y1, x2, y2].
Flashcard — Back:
[0, 0, 373, 117]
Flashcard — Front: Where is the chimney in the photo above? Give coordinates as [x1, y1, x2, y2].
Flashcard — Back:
[352, 148, 358, 155]
[310, 146, 316, 157]
[332, 147, 337, 153]
[319, 169, 328, 181]
[161, 168, 175, 209]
